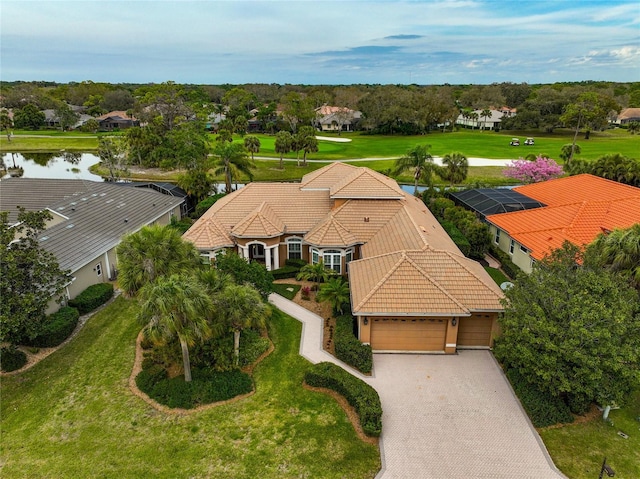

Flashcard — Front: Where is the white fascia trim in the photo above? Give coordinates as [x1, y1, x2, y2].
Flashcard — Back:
[353, 312, 471, 317]
[46, 207, 70, 220]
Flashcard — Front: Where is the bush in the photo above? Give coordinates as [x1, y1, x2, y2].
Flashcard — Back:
[194, 193, 226, 218]
[136, 366, 253, 409]
[24, 306, 79, 348]
[69, 283, 114, 314]
[237, 329, 270, 368]
[489, 246, 519, 280]
[305, 362, 382, 437]
[285, 259, 307, 269]
[505, 368, 574, 427]
[440, 221, 471, 257]
[271, 265, 300, 280]
[0, 345, 28, 372]
[334, 315, 373, 374]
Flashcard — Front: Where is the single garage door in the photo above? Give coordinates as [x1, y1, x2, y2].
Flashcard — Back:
[371, 318, 446, 351]
[457, 315, 493, 347]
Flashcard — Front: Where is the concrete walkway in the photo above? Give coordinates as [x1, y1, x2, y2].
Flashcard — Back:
[269, 293, 566, 479]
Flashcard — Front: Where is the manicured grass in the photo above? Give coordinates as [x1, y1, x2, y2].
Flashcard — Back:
[272, 283, 301, 300]
[1, 296, 380, 478]
[484, 266, 510, 286]
[540, 391, 640, 479]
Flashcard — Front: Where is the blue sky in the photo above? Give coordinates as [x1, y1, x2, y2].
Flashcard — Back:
[1, 0, 639, 85]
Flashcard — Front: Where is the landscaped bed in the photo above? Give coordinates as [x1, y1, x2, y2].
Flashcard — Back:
[0, 296, 380, 478]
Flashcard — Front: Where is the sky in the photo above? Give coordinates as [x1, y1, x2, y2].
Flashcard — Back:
[1, 0, 639, 85]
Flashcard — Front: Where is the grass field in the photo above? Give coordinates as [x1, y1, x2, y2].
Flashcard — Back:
[2, 128, 638, 160]
[0, 297, 380, 479]
[540, 391, 640, 479]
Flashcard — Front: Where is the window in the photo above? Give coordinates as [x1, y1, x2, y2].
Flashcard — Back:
[520, 245, 529, 254]
[494, 229, 501, 244]
[345, 249, 353, 264]
[312, 249, 319, 264]
[95, 263, 102, 276]
[323, 249, 342, 274]
[509, 239, 515, 255]
[287, 238, 302, 260]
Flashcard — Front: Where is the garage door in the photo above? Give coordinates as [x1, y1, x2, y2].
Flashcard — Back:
[370, 318, 446, 351]
[457, 315, 493, 347]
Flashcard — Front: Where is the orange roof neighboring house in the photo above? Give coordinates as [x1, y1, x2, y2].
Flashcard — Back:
[96, 110, 136, 121]
[487, 175, 640, 260]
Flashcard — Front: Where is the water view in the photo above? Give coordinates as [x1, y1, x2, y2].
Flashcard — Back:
[1, 152, 103, 181]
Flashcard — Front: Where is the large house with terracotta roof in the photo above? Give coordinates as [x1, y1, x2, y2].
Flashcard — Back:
[183, 163, 504, 353]
[486, 174, 640, 274]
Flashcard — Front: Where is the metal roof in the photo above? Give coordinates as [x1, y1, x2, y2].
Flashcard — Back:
[1, 178, 184, 273]
[449, 188, 545, 219]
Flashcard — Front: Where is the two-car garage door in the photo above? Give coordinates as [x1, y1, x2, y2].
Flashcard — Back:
[370, 318, 446, 352]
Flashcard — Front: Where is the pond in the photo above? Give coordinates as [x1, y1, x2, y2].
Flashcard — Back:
[1, 152, 103, 181]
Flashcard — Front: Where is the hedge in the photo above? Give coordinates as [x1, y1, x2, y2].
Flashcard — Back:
[25, 306, 80, 348]
[195, 193, 226, 218]
[69, 283, 114, 314]
[440, 221, 471, 257]
[271, 265, 300, 280]
[136, 366, 253, 409]
[285, 259, 307, 269]
[489, 246, 519, 280]
[505, 368, 574, 427]
[0, 346, 27, 372]
[304, 362, 382, 437]
[334, 315, 373, 374]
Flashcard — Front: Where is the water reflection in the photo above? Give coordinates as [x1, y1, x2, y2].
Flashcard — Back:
[1, 152, 103, 181]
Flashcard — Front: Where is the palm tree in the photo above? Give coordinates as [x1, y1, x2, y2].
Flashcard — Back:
[440, 151, 469, 186]
[243, 135, 261, 161]
[469, 112, 479, 130]
[628, 121, 640, 135]
[559, 143, 581, 165]
[116, 225, 202, 296]
[587, 224, 640, 289]
[213, 142, 255, 194]
[215, 284, 268, 366]
[138, 274, 214, 382]
[480, 109, 491, 130]
[297, 126, 317, 166]
[274, 130, 292, 170]
[392, 144, 435, 194]
[296, 260, 335, 291]
[215, 128, 233, 143]
[316, 277, 350, 315]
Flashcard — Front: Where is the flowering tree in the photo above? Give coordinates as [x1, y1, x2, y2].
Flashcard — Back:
[503, 156, 563, 184]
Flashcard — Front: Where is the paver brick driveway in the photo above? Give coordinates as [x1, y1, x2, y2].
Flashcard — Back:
[366, 351, 566, 479]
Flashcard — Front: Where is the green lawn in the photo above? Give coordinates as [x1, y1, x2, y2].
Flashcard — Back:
[484, 266, 509, 285]
[272, 283, 301, 300]
[3, 128, 638, 160]
[540, 391, 640, 479]
[1, 296, 380, 478]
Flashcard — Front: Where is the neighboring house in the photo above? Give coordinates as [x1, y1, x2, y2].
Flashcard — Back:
[96, 111, 139, 130]
[1, 178, 184, 313]
[449, 188, 545, 222]
[456, 109, 511, 131]
[486, 174, 640, 274]
[183, 163, 503, 353]
[42, 109, 60, 128]
[315, 105, 362, 133]
[611, 107, 640, 125]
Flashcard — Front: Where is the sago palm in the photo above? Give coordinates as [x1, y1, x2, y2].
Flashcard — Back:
[317, 277, 350, 315]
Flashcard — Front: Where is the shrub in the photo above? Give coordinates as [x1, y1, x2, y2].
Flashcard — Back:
[489, 246, 519, 280]
[271, 265, 300, 280]
[334, 315, 373, 374]
[305, 362, 382, 437]
[440, 221, 471, 257]
[285, 259, 307, 269]
[69, 283, 114, 314]
[237, 329, 270, 368]
[301, 286, 311, 300]
[136, 366, 253, 409]
[24, 306, 79, 348]
[505, 368, 574, 427]
[194, 193, 226, 218]
[0, 345, 28, 372]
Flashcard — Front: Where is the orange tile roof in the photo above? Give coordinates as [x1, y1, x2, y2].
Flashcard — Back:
[488, 175, 640, 260]
[514, 174, 639, 206]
